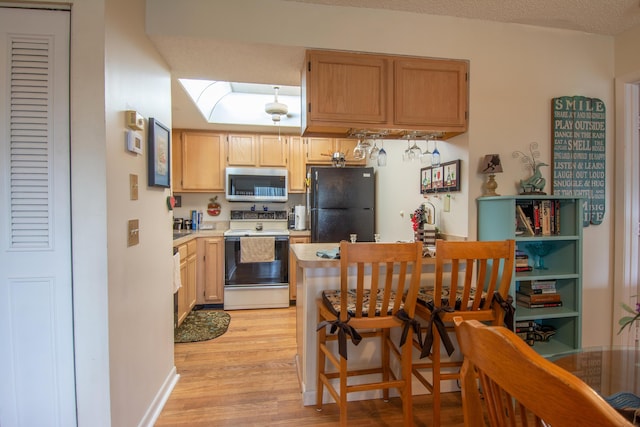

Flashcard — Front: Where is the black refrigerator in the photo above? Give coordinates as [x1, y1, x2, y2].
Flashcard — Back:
[309, 166, 375, 243]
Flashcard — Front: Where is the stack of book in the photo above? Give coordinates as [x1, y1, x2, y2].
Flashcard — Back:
[515, 320, 557, 346]
[516, 280, 562, 308]
[515, 250, 532, 272]
[515, 320, 536, 346]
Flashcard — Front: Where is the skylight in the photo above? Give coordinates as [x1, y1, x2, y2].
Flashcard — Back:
[178, 79, 301, 128]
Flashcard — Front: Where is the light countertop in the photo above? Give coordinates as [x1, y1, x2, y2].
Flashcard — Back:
[173, 229, 311, 246]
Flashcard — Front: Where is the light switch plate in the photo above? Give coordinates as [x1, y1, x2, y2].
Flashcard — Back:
[130, 174, 138, 200]
[128, 219, 139, 247]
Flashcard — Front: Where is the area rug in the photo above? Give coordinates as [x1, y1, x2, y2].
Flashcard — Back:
[174, 310, 231, 343]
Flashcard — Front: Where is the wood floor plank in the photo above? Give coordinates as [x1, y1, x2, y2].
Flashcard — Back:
[155, 306, 465, 426]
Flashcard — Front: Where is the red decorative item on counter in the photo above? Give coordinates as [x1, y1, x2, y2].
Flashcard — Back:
[207, 196, 221, 216]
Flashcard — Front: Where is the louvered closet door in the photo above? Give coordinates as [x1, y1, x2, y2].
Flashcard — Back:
[0, 8, 75, 427]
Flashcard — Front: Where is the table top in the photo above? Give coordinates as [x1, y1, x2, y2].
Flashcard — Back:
[550, 346, 640, 422]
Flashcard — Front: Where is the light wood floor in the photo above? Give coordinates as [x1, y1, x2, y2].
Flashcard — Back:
[155, 306, 465, 426]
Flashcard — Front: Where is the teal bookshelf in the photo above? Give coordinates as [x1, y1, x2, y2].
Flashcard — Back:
[477, 195, 583, 356]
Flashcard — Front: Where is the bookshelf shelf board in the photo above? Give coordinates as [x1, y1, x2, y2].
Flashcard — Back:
[515, 236, 580, 242]
[516, 308, 580, 321]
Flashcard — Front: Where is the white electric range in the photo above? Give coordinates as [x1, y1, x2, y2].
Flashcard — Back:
[223, 210, 290, 310]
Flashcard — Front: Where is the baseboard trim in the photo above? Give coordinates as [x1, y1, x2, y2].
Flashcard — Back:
[137, 366, 180, 427]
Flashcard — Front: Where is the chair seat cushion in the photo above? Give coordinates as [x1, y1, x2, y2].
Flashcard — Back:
[321, 289, 403, 317]
[417, 286, 487, 310]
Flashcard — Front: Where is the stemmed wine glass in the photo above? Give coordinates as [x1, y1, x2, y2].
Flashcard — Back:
[369, 139, 380, 159]
[352, 138, 366, 160]
[410, 140, 422, 160]
[431, 139, 441, 167]
[377, 144, 387, 166]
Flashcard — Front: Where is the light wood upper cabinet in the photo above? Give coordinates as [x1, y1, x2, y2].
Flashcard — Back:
[227, 133, 289, 167]
[173, 130, 225, 192]
[226, 133, 258, 166]
[305, 137, 366, 166]
[305, 137, 334, 163]
[301, 49, 469, 139]
[304, 50, 388, 126]
[288, 136, 306, 193]
[258, 134, 288, 167]
[394, 58, 468, 129]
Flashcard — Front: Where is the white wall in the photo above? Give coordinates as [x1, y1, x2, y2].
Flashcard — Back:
[150, 0, 616, 345]
[104, 0, 175, 426]
[69, 0, 112, 425]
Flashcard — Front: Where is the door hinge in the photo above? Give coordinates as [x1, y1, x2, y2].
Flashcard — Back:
[308, 61, 311, 72]
[308, 103, 311, 113]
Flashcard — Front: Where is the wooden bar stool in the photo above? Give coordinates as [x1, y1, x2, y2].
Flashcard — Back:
[412, 239, 516, 426]
[316, 241, 423, 427]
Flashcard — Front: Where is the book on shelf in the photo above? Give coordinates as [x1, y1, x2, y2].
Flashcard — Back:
[541, 200, 552, 236]
[516, 205, 535, 235]
[516, 266, 533, 272]
[516, 331, 535, 346]
[515, 320, 536, 328]
[519, 280, 557, 293]
[516, 300, 563, 309]
[516, 291, 562, 304]
[515, 324, 535, 332]
[518, 285, 557, 295]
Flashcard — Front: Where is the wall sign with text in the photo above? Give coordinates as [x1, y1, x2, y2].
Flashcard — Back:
[551, 96, 606, 226]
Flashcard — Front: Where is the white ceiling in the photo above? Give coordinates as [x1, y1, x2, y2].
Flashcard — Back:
[151, 0, 640, 132]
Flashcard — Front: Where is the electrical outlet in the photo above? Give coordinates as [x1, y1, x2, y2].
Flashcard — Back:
[128, 219, 139, 246]
[130, 174, 138, 200]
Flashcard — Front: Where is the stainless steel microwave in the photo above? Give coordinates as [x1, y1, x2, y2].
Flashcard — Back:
[225, 167, 288, 203]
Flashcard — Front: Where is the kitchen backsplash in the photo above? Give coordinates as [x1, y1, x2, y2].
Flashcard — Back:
[173, 192, 306, 223]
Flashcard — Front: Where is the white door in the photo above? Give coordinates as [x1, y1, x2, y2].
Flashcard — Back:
[0, 8, 75, 427]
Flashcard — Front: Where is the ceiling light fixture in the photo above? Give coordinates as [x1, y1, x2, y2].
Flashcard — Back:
[265, 86, 289, 139]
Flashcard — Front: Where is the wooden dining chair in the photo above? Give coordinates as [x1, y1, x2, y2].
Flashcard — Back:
[453, 317, 635, 427]
[316, 240, 423, 427]
[412, 239, 516, 426]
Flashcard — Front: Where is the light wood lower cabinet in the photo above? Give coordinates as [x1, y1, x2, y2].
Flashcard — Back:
[196, 237, 224, 304]
[177, 239, 197, 326]
[289, 236, 310, 301]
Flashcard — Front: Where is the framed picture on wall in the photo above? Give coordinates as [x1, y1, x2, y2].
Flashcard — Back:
[148, 118, 171, 188]
[420, 167, 432, 193]
[420, 159, 461, 194]
[432, 166, 444, 190]
[442, 160, 461, 192]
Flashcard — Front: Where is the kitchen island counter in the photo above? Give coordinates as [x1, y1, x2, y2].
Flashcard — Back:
[290, 242, 437, 406]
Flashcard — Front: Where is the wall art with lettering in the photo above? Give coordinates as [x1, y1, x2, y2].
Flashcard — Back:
[552, 96, 606, 226]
